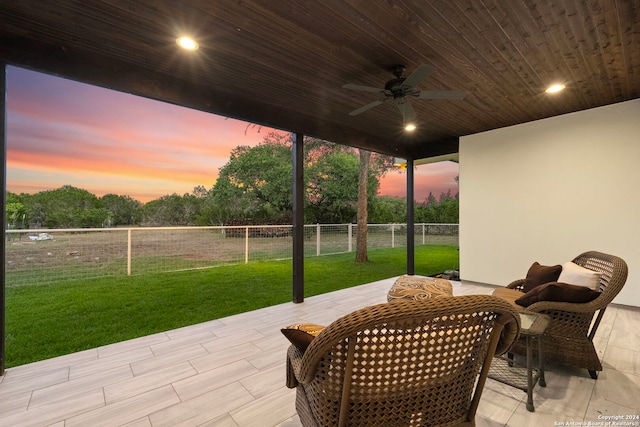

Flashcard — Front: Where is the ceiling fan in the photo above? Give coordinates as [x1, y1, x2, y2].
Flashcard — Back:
[342, 64, 465, 126]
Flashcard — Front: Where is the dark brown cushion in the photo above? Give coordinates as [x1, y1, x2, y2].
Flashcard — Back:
[523, 262, 563, 292]
[281, 323, 325, 352]
[515, 282, 600, 307]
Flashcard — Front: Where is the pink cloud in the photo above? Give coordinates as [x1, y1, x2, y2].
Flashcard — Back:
[7, 66, 458, 205]
[378, 162, 459, 202]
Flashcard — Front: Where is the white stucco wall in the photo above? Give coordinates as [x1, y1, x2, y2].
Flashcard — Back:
[459, 98, 640, 307]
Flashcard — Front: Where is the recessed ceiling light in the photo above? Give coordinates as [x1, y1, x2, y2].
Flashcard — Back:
[404, 123, 417, 132]
[545, 83, 565, 94]
[176, 36, 199, 51]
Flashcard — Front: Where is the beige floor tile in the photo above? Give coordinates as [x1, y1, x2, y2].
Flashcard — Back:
[70, 347, 154, 380]
[274, 414, 302, 427]
[474, 415, 507, 427]
[592, 368, 640, 410]
[229, 388, 297, 427]
[478, 380, 523, 424]
[202, 330, 266, 352]
[149, 329, 216, 356]
[531, 368, 595, 419]
[66, 385, 180, 427]
[172, 359, 259, 401]
[584, 395, 639, 422]
[121, 417, 152, 427]
[251, 333, 290, 352]
[0, 366, 69, 397]
[0, 388, 105, 427]
[165, 319, 224, 340]
[30, 365, 133, 407]
[97, 333, 169, 358]
[603, 345, 640, 376]
[0, 389, 32, 418]
[1, 349, 97, 383]
[199, 414, 241, 427]
[239, 364, 286, 399]
[190, 342, 263, 373]
[104, 361, 196, 404]
[130, 343, 209, 376]
[246, 346, 287, 371]
[148, 382, 253, 427]
[505, 402, 565, 426]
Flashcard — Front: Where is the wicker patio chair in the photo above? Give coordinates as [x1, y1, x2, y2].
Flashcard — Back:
[285, 295, 520, 427]
[500, 251, 628, 379]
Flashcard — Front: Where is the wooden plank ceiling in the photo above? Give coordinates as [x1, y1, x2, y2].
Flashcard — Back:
[0, 0, 638, 160]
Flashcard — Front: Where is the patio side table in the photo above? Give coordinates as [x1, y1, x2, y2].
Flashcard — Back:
[488, 311, 550, 412]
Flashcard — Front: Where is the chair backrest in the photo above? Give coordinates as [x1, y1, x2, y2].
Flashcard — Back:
[572, 251, 628, 306]
[297, 295, 520, 427]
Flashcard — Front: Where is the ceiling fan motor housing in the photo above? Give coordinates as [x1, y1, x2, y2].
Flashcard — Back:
[385, 78, 409, 97]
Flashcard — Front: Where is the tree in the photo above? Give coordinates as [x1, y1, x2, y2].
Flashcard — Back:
[208, 132, 384, 226]
[425, 191, 437, 206]
[369, 196, 406, 224]
[355, 149, 371, 262]
[101, 194, 141, 226]
[415, 198, 459, 224]
[354, 149, 397, 263]
[209, 137, 293, 224]
[305, 150, 372, 223]
[23, 185, 107, 228]
[140, 193, 201, 226]
[5, 192, 27, 229]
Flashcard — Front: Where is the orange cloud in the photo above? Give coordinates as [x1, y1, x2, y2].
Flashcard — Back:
[7, 66, 457, 205]
[378, 162, 459, 202]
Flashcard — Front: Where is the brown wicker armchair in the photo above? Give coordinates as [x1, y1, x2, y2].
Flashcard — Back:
[501, 251, 628, 379]
[285, 295, 520, 427]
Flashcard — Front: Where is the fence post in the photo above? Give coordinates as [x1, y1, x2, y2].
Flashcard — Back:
[245, 226, 249, 264]
[316, 223, 321, 256]
[391, 224, 395, 248]
[422, 223, 425, 245]
[127, 228, 132, 276]
[348, 223, 353, 252]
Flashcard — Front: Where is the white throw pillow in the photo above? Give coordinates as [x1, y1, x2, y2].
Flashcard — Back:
[558, 262, 602, 291]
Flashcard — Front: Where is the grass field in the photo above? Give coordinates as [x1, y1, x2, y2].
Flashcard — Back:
[5, 244, 458, 368]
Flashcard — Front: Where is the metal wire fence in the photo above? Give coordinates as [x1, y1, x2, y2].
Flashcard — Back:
[4, 223, 458, 287]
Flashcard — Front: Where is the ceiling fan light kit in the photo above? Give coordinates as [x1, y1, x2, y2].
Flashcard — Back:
[343, 64, 465, 131]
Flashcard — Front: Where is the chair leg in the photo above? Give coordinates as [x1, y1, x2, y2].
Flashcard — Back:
[588, 370, 598, 380]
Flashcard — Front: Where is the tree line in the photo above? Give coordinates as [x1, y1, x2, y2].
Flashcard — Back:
[5, 133, 458, 229]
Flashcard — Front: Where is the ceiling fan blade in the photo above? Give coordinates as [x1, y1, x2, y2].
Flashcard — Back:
[348, 99, 386, 116]
[402, 64, 435, 88]
[343, 83, 385, 94]
[416, 90, 466, 100]
[397, 99, 417, 122]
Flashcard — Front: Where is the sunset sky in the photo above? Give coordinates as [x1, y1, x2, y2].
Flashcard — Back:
[6, 66, 459, 204]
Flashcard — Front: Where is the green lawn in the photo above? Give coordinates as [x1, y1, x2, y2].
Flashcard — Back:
[5, 245, 458, 368]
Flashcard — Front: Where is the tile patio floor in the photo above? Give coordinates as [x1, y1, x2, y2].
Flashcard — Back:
[0, 277, 639, 426]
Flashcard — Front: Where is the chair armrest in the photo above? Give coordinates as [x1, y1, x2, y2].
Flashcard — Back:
[525, 298, 602, 314]
[286, 345, 304, 388]
[506, 279, 526, 291]
[494, 306, 521, 355]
